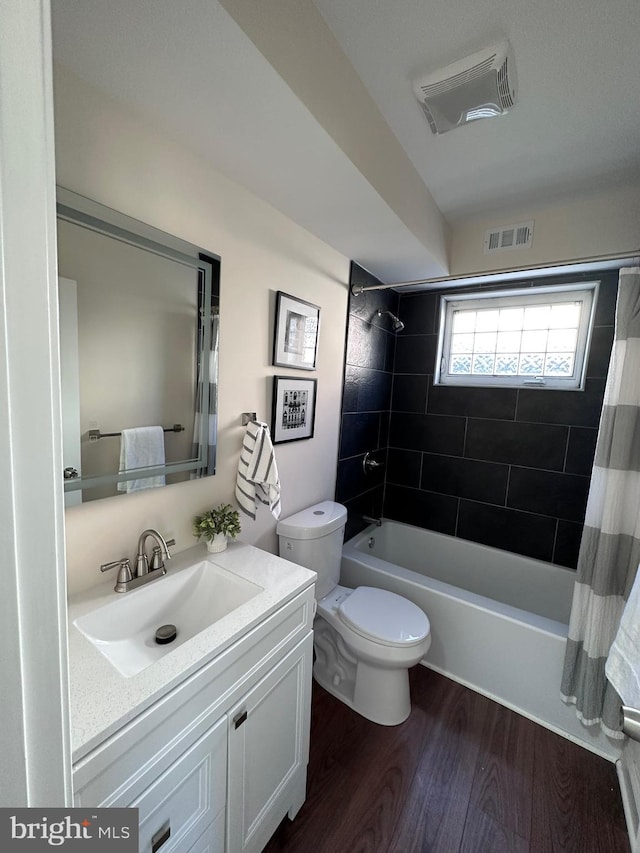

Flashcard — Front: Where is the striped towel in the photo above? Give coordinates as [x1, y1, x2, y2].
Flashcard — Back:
[235, 420, 281, 520]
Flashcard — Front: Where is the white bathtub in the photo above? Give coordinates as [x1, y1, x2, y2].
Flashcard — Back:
[341, 520, 620, 760]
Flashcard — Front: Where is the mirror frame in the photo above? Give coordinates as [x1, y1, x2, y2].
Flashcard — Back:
[57, 187, 221, 496]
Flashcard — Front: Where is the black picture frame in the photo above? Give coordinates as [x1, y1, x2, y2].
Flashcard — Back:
[273, 291, 320, 371]
[271, 375, 317, 444]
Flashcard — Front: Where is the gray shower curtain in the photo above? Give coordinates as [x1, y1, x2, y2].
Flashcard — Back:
[192, 311, 218, 476]
[561, 268, 640, 736]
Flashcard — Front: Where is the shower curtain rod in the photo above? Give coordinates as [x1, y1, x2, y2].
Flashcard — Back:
[350, 250, 640, 295]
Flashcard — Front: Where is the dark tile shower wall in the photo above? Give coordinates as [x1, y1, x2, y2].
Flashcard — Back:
[336, 263, 399, 541]
[337, 263, 619, 568]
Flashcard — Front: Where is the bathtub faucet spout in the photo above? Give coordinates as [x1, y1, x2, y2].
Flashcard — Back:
[362, 515, 382, 527]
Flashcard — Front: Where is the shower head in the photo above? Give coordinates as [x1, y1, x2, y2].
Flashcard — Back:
[376, 309, 405, 333]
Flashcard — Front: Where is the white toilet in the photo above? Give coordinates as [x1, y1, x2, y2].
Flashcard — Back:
[277, 501, 431, 725]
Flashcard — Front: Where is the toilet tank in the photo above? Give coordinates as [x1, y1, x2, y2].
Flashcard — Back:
[277, 501, 347, 599]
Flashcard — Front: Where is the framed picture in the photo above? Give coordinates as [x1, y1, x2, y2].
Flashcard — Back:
[271, 375, 317, 444]
[273, 291, 320, 370]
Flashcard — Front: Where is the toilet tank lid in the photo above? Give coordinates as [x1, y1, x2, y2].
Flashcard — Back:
[276, 501, 347, 540]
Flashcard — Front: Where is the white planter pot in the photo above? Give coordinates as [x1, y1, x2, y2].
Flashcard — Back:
[206, 533, 228, 553]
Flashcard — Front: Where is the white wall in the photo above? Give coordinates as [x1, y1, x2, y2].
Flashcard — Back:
[450, 182, 640, 276]
[55, 66, 350, 595]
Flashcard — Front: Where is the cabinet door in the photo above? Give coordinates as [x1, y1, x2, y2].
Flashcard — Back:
[227, 633, 313, 853]
[186, 811, 225, 853]
[132, 715, 227, 853]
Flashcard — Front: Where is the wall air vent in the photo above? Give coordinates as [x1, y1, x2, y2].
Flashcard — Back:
[484, 220, 534, 254]
[413, 42, 517, 135]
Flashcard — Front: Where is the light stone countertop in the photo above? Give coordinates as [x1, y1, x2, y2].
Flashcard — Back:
[67, 541, 315, 763]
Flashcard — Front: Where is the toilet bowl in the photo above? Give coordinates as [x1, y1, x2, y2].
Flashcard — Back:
[313, 584, 431, 725]
[277, 501, 431, 726]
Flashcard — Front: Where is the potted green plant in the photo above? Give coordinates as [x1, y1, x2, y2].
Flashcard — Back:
[193, 503, 241, 553]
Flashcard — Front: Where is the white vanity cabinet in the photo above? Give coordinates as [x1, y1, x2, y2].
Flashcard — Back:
[132, 716, 227, 853]
[227, 634, 313, 853]
[71, 584, 314, 853]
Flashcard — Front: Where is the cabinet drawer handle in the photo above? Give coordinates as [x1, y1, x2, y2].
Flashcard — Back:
[233, 709, 248, 729]
[151, 823, 171, 853]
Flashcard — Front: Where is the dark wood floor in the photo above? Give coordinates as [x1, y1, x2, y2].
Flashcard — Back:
[265, 666, 630, 853]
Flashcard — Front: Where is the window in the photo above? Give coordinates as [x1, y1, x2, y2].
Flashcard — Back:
[435, 281, 599, 390]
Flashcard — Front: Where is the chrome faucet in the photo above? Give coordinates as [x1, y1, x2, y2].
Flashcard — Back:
[100, 558, 134, 593]
[135, 528, 173, 577]
[100, 528, 175, 593]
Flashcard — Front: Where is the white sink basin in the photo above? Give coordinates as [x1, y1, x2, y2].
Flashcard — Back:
[73, 561, 263, 677]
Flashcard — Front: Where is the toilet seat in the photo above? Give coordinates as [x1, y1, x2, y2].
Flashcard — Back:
[338, 586, 430, 648]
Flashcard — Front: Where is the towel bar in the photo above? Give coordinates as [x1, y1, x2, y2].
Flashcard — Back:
[88, 424, 184, 441]
[241, 412, 257, 426]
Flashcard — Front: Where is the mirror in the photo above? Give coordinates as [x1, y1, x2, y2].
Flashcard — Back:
[56, 188, 220, 503]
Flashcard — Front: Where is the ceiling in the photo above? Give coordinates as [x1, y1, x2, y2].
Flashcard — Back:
[51, 0, 640, 283]
[312, 0, 640, 220]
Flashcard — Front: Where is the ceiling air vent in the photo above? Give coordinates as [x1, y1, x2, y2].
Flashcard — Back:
[413, 41, 517, 135]
[484, 220, 534, 254]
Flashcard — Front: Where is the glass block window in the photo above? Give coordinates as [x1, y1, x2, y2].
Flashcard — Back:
[435, 282, 599, 390]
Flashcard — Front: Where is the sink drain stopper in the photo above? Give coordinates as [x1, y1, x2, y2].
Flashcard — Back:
[155, 624, 177, 645]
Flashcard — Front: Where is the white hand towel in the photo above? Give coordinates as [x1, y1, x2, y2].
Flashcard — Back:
[606, 564, 640, 708]
[117, 426, 166, 493]
[235, 420, 281, 519]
